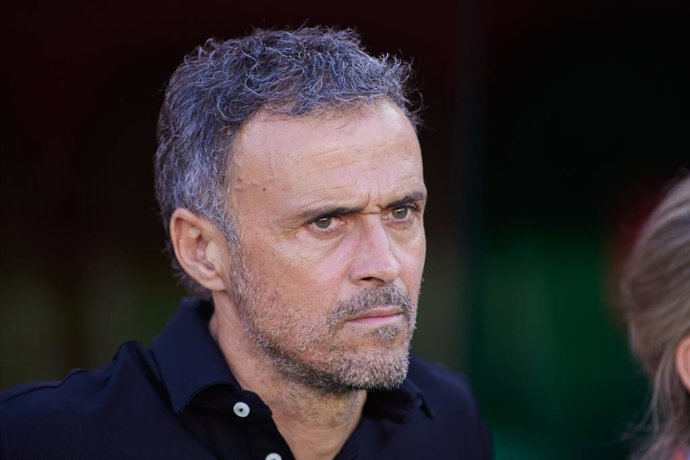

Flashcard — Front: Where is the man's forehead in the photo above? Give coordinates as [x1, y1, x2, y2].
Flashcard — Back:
[232, 105, 420, 186]
[233, 102, 418, 162]
[228, 101, 424, 215]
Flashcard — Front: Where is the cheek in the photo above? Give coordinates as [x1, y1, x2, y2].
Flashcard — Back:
[249, 245, 345, 311]
[397, 236, 426, 294]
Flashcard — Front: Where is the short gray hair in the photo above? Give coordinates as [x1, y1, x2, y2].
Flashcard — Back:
[154, 27, 419, 296]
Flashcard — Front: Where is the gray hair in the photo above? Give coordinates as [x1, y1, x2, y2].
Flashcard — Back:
[154, 27, 419, 296]
[621, 175, 690, 459]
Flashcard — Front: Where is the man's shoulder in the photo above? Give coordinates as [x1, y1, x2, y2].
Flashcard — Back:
[0, 341, 152, 410]
[1, 365, 112, 409]
[0, 341, 188, 459]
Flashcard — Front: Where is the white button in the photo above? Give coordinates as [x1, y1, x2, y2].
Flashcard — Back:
[233, 401, 250, 418]
[265, 454, 282, 460]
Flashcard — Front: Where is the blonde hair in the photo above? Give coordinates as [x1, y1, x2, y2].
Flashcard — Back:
[622, 175, 690, 459]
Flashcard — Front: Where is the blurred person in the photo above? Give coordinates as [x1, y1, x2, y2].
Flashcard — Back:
[0, 28, 492, 459]
[622, 175, 690, 460]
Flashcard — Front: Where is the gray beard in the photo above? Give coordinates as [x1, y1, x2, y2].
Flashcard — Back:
[227, 242, 416, 395]
[257, 287, 415, 395]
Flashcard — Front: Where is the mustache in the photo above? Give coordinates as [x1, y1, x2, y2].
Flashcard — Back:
[326, 285, 413, 329]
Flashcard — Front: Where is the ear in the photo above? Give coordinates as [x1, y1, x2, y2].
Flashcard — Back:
[169, 208, 228, 292]
[674, 335, 690, 392]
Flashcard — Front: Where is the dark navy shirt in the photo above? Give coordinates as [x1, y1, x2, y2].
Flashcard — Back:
[0, 298, 492, 459]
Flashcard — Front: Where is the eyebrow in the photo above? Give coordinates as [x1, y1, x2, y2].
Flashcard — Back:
[386, 191, 427, 210]
[298, 191, 427, 222]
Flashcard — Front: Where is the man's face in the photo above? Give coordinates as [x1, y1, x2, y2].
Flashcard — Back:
[225, 101, 426, 393]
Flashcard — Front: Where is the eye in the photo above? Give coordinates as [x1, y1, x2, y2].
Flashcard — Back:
[308, 215, 346, 236]
[391, 206, 411, 220]
[313, 216, 333, 229]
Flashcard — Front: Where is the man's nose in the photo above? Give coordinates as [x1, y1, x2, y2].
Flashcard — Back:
[349, 218, 401, 287]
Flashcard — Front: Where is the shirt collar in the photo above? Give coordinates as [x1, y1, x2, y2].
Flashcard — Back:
[150, 297, 238, 413]
[150, 298, 434, 420]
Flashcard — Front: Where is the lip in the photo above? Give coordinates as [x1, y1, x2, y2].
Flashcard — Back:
[347, 306, 405, 326]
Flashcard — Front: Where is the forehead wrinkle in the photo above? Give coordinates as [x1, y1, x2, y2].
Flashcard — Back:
[289, 138, 420, 174]
[288, 153, 424, 198]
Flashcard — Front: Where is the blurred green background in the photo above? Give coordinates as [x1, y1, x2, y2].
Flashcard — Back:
[2, 1, 689, 458]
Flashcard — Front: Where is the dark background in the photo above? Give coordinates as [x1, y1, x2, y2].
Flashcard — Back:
[1, 1, 689, 458]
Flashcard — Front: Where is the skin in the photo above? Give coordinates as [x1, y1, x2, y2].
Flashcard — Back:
[170, 101, 427, 460]
[675, 336, 690, 392]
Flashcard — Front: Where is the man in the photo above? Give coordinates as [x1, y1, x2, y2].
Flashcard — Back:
[0, 27, 492, 459]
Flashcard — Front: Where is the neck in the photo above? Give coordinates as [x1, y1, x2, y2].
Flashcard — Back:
[209, 292, 366, 460]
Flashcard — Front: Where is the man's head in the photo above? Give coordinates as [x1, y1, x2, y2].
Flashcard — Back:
[154, 27, 426, 393]
[155, 27, 419, 293]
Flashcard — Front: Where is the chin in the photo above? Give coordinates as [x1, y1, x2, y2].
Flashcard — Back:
[268, 339, 412, 395]
[338, 347, 411, 391]
[319, 339, 412, 391]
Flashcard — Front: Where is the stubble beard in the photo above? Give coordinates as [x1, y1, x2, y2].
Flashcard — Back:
[227, 242, 418, 395]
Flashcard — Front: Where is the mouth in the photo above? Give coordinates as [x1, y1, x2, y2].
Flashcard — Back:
[346, 305, 405, 326]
